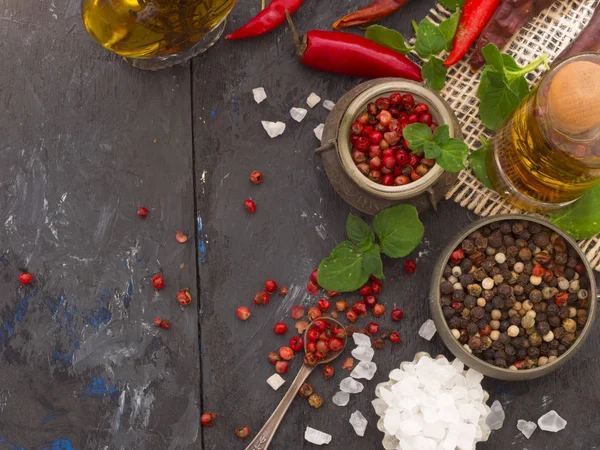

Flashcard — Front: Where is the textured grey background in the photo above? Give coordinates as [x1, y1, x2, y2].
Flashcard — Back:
[1, 0, 599, 449]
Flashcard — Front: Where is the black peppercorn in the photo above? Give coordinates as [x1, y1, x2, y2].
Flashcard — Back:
[481, 226, 492, 237]
[460, 259, 473, 273]
[557, 345, 567, 355]
[440, 280, 454, 295]
[481, 260, 495, 274]
[512, 337, 524, 349]
[540, 342, 549, 355]
[505, 344, 516, 356]
[549, 315, 561, 328]
[483, 348, 495, 360]
[460, 274, 475, 287]
[468, 336, 484, 352]
[549, 340, 559, 350]
[448, 317, 461, 329]
[536, 321, 550, 336]
[500, 320, 510, 332]
[459, 318, 470, 329]
[471, 307, 485, 320]
[488, 230, 503, 248]
[473, 268, 487, 282]
[443, 306, 455, 320]
[553, 327, 566, 340]
[533, 232, 549, 248]
[509, 315, 521, 326]
[548, 349, 558, 357]
[441, 296, 452, 307]
[461, 239, 475, 253]
[463, 295, 477, 309]
[467, 322, 479, 336]
[564, 267, 575, 280]
[528, 347, 540, 358]
[547, 304, 558, 316]
[516, 274, 529, 286]
[529, 290, 543, 303]
[576, 316, 587, 328]
[517, 348, 527, 359]
[507, 245, 519, 257]
[558, 307, 570, 319]
[452, 290, 466, 302]
[443, 265, 453, 278]
[499, 222, 512, 234]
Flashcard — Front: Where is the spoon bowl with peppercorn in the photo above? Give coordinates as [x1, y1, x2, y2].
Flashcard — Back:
[430, 214, 597, 381]
[245, 318, 347, 450]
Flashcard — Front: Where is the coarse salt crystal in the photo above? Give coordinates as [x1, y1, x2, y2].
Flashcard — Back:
[323, 100, 335, 110]
[418, 319, 437, 340]
[266, 373, 285, 391]
[252, 87, 267, 104]
[307, 92, 321, 108]
[332, 391, 350, 407]
[350, 361, 377, 380]
[314, 123, 324, 142]
[261, 120, 286, 138]
[517, 419, 537, 439]
[304, 426, 332, 445]
[353, 332, 372, 347]
[349, 410, 368, 436]
[290, 107, 308, 122]
[352, 345, 374, 363]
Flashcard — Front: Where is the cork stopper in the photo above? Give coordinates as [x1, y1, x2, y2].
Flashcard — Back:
[548, 60, 600, 135]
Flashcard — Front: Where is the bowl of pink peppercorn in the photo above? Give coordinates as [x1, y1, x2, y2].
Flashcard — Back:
[318, 78, 462, 215]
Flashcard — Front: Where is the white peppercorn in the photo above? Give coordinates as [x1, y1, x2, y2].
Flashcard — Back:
[452, 266, 462, 277]
[538, 356, 549, 366]
[463, 344, 473, 354]
[578, 289, 588, 300]
[491, 309, 502, 320]
[507, 325, 520, 337]
[448, 275, 458, 284]
[513, 301, 522, 311]
[521, 315, 535, 329]
[558, 277, 569, 291]
[562, 318, 577, 333]
[522, 300, 533, 311]
[509, 365, 518, 371]
[482, 278, 494, 290]
[525, 310, 536, 319]
[514, 262, 524, 273]
[476, 297, 486, 307]
[548, 355, 558, 363]
[451, 329, 460, 339]
[518, 309, 527, 317]
[490, 320, 500, 330]
[493, 274, 504, 285]
[543, 331, 554, 342]
[508, 308, 518, 318]
[490, 330, 500, 341]
[568, 280, 580, 293]
[453, 282, 463, 291]
[530, 275, 542, 286]
[494, 253, 506, 264]
[568, 307, 577, 318]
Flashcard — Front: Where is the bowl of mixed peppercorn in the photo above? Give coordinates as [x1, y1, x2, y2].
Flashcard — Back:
[319, 78, 461, 215]
[430, 215, 597, 380]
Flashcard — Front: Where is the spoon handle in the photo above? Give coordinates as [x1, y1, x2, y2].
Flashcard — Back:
[245, 364, 315, 450]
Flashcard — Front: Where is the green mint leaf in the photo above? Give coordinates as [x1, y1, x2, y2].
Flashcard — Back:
[437, 0, 465, 8]
[439, 9, 461, 51]
[346, 213, 374, 245]
[402, 123, 432, 152]
[415, 19, 446, 59]
[365, 25, 414, 55]
[317, 241, 370, 292]
[422, 56, 448, 91]
[477, 68, 521, 130]
[468, 137, 493, 189]
[362, 246, 385, 280]
[424, 141, 442, 159]
[432, 124, 450, 146]
[373, 205, 424, 258]
[549, 184, 600, 240]
[412, 20, 419, 34]
[481, 43, 504, 72]
[437, 138, 468, 172]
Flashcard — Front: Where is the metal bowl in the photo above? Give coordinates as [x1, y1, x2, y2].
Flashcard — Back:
[318, 78, 462, 215]
[429, 214, 597, 381]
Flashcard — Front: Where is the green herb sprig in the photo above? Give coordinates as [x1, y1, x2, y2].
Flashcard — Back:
[317, 205, 424, 292]
[549, 185, 600, 240]
[468, 136, 493, 189]
[402, 123, 468, 172]
[477, 43, 549, 130]
[365, 8, 461, 91]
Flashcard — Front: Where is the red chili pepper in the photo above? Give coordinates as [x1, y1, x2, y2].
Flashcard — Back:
[444, 0, 501, 67]
[287, 12, 422, 81]
[333, 0, 409, 29]
[226, 0, 304, 40]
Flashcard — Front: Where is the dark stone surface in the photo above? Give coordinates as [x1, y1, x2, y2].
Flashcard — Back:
[1, 0, 599, 449]
[0, 1, 200, 449]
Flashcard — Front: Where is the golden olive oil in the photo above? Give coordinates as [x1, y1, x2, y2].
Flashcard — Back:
[82, 0, 235, 59]
[487, 55, 600, 212]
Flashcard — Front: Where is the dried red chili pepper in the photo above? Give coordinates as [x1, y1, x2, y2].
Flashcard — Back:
[557, 5, 600, 60]
[226, 0, 305, 40]
[470, 0, 555, 70]
[444, 0, 501, 67]
[333, 0, 408, 29]
[286, 12, 422, 81]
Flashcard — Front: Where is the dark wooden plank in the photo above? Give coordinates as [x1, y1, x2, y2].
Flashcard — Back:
[0, 1, 200, 448]
[193, 0, 600, 449]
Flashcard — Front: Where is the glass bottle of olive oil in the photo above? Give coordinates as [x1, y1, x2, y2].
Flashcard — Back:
[82, 0, 236, 70]
[487, 53, 600, 213]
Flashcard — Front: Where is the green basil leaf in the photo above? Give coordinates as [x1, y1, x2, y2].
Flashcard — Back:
[432, 124, 450, 146]
[422, 56, 448, 91]
[469, 137, 493, 189]
[437, 138, 468, 172]
[402, 123, 432, 151]
[481, 43, 504, 72]
[549, 184, 600, 240]
[424, 141, 442, 159]
[362, 246, 385, 280]
[437, 0, 465, 9]
[317, 241, 370, 292]
[346, 213, 374, 245]
[365, 25, 414, 55]
[415, 19, 447, 59]
[477, 68, 521, 131]
[439, 9, 461, 51]
[373, 205, 424, 258]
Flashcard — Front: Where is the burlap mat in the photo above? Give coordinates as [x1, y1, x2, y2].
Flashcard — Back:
[420, 0, 600, 270]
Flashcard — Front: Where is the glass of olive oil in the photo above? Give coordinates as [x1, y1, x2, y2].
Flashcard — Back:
[487, 53, 600, 213]
[82, 0, 236, 70]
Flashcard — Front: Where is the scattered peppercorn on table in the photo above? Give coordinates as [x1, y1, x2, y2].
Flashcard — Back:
[0, 0, 599, 449]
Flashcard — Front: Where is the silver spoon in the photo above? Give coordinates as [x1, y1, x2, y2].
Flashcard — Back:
[245, 317, 348, 450]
